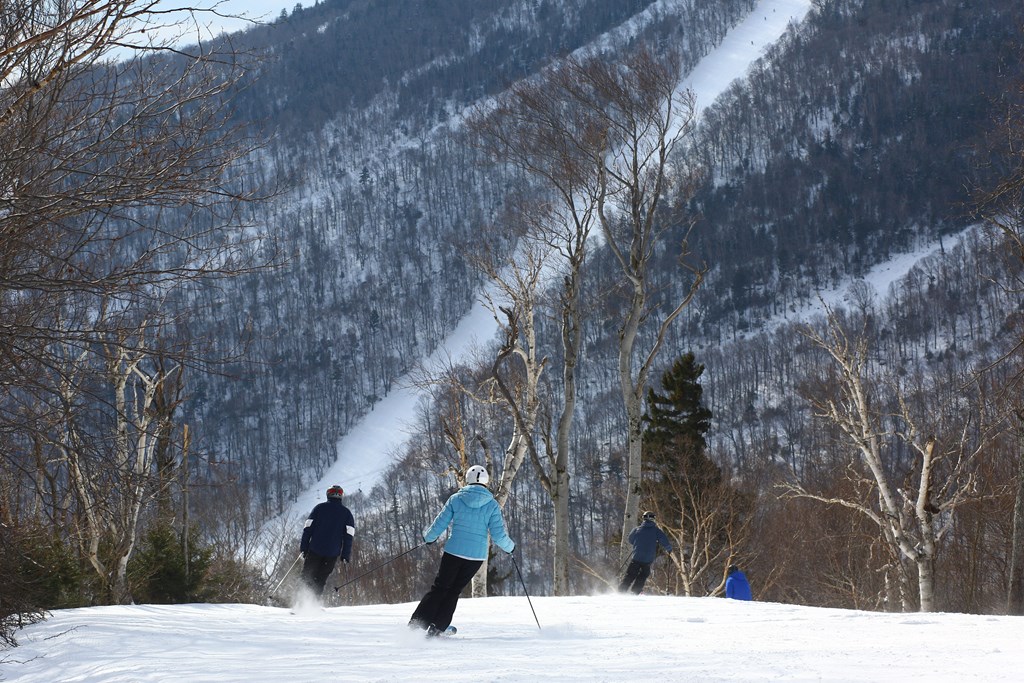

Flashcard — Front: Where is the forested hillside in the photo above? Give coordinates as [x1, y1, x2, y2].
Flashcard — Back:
[179, 0, 760, 516]
[688, 0, 1019, 321]
[332, 0, 1024, 614]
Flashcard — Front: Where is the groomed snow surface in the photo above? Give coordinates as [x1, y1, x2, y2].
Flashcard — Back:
[3, 593, 1022, 682]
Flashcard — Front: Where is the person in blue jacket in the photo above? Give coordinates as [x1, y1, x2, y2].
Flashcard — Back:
[619, 511, 673, 594]
[409, 465, 515, 635]
[299, 485, 355, 599]
[726, 564, 753, 600]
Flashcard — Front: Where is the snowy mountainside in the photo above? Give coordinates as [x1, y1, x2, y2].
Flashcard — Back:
[280, 0, 1024, 611]
[228, 0, 757, 139]
[180, 0, 764, 516]
[177, 0, 1024, 592]
[278, 0, 818, 524]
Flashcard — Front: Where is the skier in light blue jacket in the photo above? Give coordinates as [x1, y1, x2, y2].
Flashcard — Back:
[409, 465, 515, 636]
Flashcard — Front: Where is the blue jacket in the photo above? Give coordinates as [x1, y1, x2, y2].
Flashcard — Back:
[726, 569, 753, 600]
[423, 484, 515, 561]
[301, 499, 355, 560]
[627, 520, 672, 564]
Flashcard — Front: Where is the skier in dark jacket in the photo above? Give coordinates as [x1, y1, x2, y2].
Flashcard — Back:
[725, 564, 753, 600]
[619, 511, 673, 594]
[409, 465, 515, 636]
[299, 485, 355, 599]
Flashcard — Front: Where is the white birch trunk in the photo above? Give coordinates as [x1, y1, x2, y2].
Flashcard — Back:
[797, 311, 986, 612]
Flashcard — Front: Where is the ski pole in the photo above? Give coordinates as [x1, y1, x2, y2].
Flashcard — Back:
[270, 552, 303, 597]
[334, 558, 351, 607]
[511, 552, 541, 631]
[333, 543, 425, 593]
[618, 550, 634, 575]
[610, 548, 634, 587]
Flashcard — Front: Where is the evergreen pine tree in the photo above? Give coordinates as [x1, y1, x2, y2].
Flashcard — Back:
[128, 522, 213, 604]
[641, 352, 719, 532]
[642, 353, 755, 596]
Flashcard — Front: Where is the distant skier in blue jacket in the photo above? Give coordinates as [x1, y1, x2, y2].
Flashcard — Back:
[620, 511, 673, 594]
[726, 564, 753, 600]
[409, 465, 515, 636]
[299, 485, 355, 599]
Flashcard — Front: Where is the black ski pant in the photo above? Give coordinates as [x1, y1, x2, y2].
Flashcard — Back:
[409, 552, 483, 631]
[300, 551, 338, 598]
[620, 560, 652, 594]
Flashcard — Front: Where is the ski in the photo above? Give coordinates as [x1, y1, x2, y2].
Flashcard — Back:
[425, 624, 457, 637]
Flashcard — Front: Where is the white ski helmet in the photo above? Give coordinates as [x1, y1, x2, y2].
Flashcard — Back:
[465, 465, 489, 485]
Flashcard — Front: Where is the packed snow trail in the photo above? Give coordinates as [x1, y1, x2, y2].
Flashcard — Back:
[282, 0, 816, 524]
[4, 594, 1024, 682]
[685, 0, 813, 117]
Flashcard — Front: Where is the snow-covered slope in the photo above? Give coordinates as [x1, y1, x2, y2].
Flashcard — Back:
[3, 593, 1021, 682]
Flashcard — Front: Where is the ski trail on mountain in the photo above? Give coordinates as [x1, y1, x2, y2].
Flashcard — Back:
[280, 0, 815, 526]
[685, 0, 812, 116]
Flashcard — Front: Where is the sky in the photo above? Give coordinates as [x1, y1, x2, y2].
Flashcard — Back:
[148, 1, 301, 45]
[4, 592, 1024, 682]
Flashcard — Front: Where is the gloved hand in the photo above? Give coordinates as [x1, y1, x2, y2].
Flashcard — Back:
[424, 536, 437, 545]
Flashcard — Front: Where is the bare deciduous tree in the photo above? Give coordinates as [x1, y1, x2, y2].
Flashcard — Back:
[974, 70, 1024, 615]
[467, 44, 706, 585]
[657, 467, 753, 597]
[466, 53, 604, 594]
[476, 253, 547, 596]
[553, 47, 706, 560]
[1, 1, 272, 605]
[788, 305, 995, 611]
